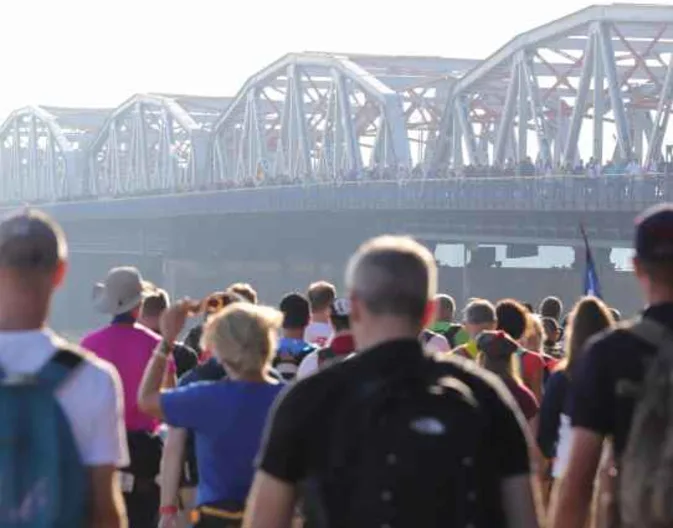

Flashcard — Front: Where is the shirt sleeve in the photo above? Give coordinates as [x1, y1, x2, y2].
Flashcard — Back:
[427, 335, 451, 354]
[571, 337, 614, 435]
[256, 384, 308, 483]
[161, 382, 214, 430]
[78, 363, 130, 468]
[537, 371, 567, 458]
[297, 352, 319, 379]
[487, 380, 531, 478]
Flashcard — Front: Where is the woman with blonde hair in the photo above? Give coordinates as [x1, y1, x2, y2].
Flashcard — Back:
[138, 300, 284, 527]
[537, 296, 615, 482]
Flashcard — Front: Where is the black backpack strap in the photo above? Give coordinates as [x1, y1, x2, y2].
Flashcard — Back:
[628, 317, 672, 348]
[445, 326, 460, 347]
[36, 347, 85, 391]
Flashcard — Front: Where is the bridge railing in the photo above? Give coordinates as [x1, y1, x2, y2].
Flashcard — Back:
[20, 173, 671, 215]
[215, 173, 669, 213]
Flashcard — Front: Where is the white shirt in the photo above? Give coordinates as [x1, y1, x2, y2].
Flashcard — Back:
[296, 350, 319, 379]
[0, 329, 129, 467]
[304, 322, 333, 347]
[425, 333, 451, 354]
[552, 414, 572, 478]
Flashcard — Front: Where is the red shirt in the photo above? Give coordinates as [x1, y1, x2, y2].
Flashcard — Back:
[518, 349, 546, 388]
[503, 377, 540, 421]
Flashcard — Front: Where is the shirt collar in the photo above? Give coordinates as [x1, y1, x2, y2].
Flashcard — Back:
[357, 338, 426, 375]
[642, 302, 673, 329]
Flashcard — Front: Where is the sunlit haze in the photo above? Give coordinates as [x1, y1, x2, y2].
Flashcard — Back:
[5, 0, 670, 119]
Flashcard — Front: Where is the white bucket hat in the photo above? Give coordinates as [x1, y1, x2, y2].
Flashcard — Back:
[93, 267, 148, 316]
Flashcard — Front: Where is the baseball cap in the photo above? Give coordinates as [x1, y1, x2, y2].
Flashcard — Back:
[331, 298, 351, 318]
[635, 203, 673, 261]
[93, 266, 150, 316]
[463, 299, 497, 325]
[476, 330, 519, 359]
[0, 209, 67, 270]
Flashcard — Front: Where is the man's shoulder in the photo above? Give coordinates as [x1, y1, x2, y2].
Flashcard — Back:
[585, 321, 646, 359]
[131, 324, 162, 344]
[81, 323, 160, 347]
[431, 353, 518, 405]
[278, 352, 353, 401]
[55, 335, 123, 389]
[179, 358, 225, 387]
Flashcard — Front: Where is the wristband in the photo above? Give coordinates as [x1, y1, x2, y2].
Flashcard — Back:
[160, 505, 178, 515]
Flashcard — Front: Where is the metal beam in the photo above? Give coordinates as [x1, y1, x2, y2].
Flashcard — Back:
[493, 64, 519, 166]
[455, 96, 479, 165]
[563, 34, 594, 166]
[521, 53, 552, 165]
[598, 22, 632, 160]
[645, 52, 673, 167]
[453, 4, 673, 95]
[592, 30, 604, 164]
[517, 63, 529, 163]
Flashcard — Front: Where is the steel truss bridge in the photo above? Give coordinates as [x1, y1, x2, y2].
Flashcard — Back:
[2, 3, 673, 205]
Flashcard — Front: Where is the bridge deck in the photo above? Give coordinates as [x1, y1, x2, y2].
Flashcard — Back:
[18, 175, 668, 222]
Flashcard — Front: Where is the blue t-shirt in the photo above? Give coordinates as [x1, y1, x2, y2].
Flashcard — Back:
[274, 337, 317, 380]
[161, 379, 284, 505]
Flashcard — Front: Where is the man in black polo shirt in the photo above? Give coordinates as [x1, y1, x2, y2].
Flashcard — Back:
[550, 203, 673, 528]
[244, 235, 539, 528]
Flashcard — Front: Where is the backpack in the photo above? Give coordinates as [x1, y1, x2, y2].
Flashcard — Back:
[443, 325, 463, 349]
[303, 354, 490, 527]
[0, 348, 88, 527]
[620, 318, 673, 528]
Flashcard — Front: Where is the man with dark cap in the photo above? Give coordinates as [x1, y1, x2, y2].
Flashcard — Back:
[551, 203, 673, 527]
[0, 209, 128, 526]
[274, 293, 318, 381]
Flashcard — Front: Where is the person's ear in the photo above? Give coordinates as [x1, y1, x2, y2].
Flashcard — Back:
[52, 259, 67, 289]
[421, 301, 435, 329]
[349, 292, 362, 323]
[633, 256, 643, 279]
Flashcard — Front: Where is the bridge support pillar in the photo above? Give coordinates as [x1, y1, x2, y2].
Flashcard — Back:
[571, 246, 613, 271]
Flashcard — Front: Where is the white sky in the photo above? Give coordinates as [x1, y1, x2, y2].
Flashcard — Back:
[4, 0, 670, 120]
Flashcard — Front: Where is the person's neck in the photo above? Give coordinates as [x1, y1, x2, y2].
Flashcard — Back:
[137, 318, 160, 335]
[283, 328, 305, 340]
[0, 300, 49, 332]
[227, 370, 276, 383]
[647, 289, 673, 307]
[112, 313, 137, 325]
[355, 322, 420, 352]
[0, 316, 46, 332]
[311, 312, 329, 324]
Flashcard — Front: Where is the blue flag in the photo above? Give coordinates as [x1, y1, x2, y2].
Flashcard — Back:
[580, 224, 602, 298]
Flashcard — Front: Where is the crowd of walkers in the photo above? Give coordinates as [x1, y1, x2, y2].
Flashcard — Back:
[2, 202, 673, 527]
[221, 156, 673, 190]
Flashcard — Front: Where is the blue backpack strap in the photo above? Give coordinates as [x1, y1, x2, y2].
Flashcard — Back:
[37, 347, 84, 391]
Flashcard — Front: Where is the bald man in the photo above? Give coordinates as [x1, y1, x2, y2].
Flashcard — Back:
[244, 235, 540, 528]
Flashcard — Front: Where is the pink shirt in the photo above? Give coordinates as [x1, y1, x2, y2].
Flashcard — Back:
[81, 323, 161, 432]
